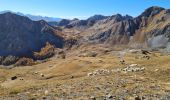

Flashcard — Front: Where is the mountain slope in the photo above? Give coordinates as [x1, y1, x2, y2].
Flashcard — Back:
[0, 12, 64, 57]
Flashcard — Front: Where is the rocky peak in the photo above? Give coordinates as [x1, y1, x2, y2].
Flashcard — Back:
[87, 14, 108, 21]
[124, 15, 133, 20]
[57, 19, 71, 26]
[140, 6, 165, 18]
[72, 18, 79, 21]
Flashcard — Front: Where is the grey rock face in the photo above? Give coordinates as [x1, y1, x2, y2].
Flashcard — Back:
[148, 35, 169, 49]
[87, 18, 137, 44]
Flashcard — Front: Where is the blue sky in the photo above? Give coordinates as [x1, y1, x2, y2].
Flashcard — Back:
[0, 0, 170, 19]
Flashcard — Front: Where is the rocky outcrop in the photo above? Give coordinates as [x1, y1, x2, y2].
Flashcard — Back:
[1, 56, 19, 66]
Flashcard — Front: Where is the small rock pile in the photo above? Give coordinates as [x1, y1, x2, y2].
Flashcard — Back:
[87, 69, 110, 77]
[113, 64, 145, 73]
[122, 67, 145, 73]
[87, 64, 145, 77]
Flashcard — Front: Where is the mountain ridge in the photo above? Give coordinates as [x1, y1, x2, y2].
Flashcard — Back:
[0, 10, 62, 22]
[0, 12, 64, 57]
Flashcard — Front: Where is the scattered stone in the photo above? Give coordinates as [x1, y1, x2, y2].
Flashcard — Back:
[111, 68, 121, 73]
[87, 73, 93, 77]
[90, 96, 96, 100]
[120, 59, 125, 65]
[34, 72, 38, 74]
[129, 49, 140, 53]
[87, 69, 110, 77]
[135, 95, 141, 100]
[25, 92, 30, 94]
[121, 65, 145, 73]
[142, 55, 150, 60]
[71, 76, 74, 79]
[107, 94, 114, 99]
[44, 90, 49, 96]
[42, 96, 47, 99]
[40, 73, 44, 77]
[155, 69, 159, 72]
[141, 50, 151, 55]
[141, 96, 145, 100]
[33, 94, 37, 96]
[129, 64, 138, 67]
[11, 76, 17, 80]
[20, 78, 24, 80]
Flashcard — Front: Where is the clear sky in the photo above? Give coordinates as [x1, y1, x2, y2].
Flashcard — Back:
[0, 0, 170, 19]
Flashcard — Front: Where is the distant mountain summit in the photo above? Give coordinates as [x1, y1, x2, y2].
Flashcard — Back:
[0, 10, 62, 22]
[55, 14, 109, 29]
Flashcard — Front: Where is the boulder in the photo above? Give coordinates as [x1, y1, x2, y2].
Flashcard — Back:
[11, 76, 17, 80]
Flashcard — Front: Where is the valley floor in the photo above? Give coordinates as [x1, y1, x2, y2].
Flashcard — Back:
[0, 47, 170, 100]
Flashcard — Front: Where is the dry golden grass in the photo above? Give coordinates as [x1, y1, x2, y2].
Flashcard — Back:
[0, 47, 170, 99]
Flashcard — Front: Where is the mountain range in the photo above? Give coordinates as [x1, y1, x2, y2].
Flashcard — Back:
[56, 6, 170, 49]
[0, 6, 170, 65]
[0, 10, 62, 22]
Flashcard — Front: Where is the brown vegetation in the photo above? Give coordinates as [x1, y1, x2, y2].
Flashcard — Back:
[34, 42, 55, 60]
[14, 57, 35, 66]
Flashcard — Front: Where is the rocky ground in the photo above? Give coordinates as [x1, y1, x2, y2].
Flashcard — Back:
[0, 46, 170, 100]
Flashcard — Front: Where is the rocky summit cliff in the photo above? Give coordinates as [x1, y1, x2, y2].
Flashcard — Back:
[0, 12, 64, 57]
